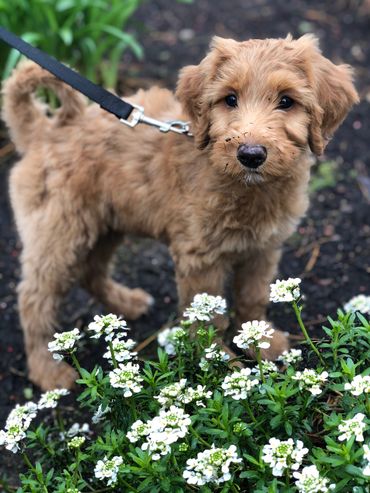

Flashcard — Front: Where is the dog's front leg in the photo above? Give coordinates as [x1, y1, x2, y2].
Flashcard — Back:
[233, 248, 289, 360]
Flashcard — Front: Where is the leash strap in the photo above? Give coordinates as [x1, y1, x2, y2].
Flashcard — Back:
[0, 26, 192, 136]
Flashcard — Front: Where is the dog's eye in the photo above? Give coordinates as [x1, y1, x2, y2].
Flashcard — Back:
[225, 94, 238, 108]
[277, 95, 294, 110]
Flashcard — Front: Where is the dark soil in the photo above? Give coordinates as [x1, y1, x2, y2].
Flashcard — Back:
[0, 0, 369, 486]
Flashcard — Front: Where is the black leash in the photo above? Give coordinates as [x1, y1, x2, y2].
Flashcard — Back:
[0, 26, 192, 136]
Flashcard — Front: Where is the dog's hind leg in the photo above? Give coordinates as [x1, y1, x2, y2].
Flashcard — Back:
[18, 240, 81, 391]
[81, 232, 154, 320]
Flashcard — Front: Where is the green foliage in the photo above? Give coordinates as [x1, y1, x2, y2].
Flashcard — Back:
[310, 160, 338, 193]
[0, 0, 145, 88]
[1, 302, 370, 491]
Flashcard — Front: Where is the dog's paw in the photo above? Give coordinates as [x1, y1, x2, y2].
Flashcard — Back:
[125, 288, 154, 319]
[28, 352, 78, 390]
[260, 328, 290, 361]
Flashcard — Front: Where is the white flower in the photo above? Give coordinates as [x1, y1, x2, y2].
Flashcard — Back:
[109, 362, 143, 397]
[88, 314, 127, 341]
[363, 444, 370, 476]
[68, 436, 86, 449]
[338, 413, 367, 442]
[344, 294, 370, 315]
[94, 455, 123, 486]
[183, 293, 227, 323]
[270, 278, 302, 303]
[48, 328, 81, 360]
[183, 444, 242, 486]
[38, 389, 70, 409]
[126, 420, 151, 443]
[157, 326, 187, 356]
[233, 320, 274, 350]
[292, 369, 328, 395]
[127, 406, 191, 460]
[0, 424, 27, 453]
[221, 368, 259, 400]
[293, 465, 335, 492]
[180, 385, 212, 407]
[277, 348, 303, 365]
[204, 343, 230, 362]
[92, 404, 111, 424]
[6, 402, 38, 429]
[63, 422, 90, 439]
[344, 375, 370, 396]
[0, 402, 39, 454]
[252, 360, 279, 375]
[154, 379, 187, 407]
[103, 337, 137, 363]
[262, 437, 308, 477]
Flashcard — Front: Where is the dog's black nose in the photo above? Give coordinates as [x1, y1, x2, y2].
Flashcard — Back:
[237, 145, 267, 168]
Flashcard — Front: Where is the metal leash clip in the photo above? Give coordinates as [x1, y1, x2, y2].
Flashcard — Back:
[120, 103, 193, 136]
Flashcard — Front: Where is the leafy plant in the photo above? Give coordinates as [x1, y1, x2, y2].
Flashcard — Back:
[0, 0, 145, 88]
[1, 287, 370, 492]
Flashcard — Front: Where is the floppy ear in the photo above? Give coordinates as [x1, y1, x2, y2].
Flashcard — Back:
[176, 63, 210, 149]
[298, 36, 359, 155]
[176, 36, 239, 149]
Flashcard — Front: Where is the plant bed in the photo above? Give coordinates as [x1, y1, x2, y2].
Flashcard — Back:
[1, 282, 370, 492]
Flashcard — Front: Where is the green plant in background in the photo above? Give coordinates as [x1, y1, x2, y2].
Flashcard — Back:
[0, 0, 145, 88]
[1, 286, 370, 492]
[310, 160, 338, 193]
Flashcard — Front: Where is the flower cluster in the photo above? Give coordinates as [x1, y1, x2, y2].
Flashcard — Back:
[252, 360, 279, 375]
[88, 314, 127, 341]
[270, 278, 301, 303]
[183, 293, 227, 323]
[338, 413, 366, 442]
[38, 389, 70, 409]
[221, 368, 259, 400]
[157, 326, 187, 356]
[109, 362, 143, 397]
[343, 294, 370, 315]
[92, 404, 111, 424]
[103, 336, 137, 363]
[277, 348, 303, 365]
[293, 465, 335, 493]
[154, 379, 212, 408]
[199, 343, 230, 371]
[0, 402, 38, 453]
[233, 320, 274, 350]
[127, 406, 191, 460]
[68, 436, 86, 449]
[262, 438, 308, 477]
[48, 328, 81, 361]
[94, 455, 123, 486]
[344, 374, 370, 396]
[183, 445, 242, 486]
[292, 369, 329, 395]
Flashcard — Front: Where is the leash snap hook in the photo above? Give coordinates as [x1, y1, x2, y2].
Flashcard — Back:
[120, 103, 192, 136]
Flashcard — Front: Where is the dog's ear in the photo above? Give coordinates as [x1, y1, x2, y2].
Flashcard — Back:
[295, 35, 359, 155]
[176, 64, 210, 149]
[176, 36, 239, 149]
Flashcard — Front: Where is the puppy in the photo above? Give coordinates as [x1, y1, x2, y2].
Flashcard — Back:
[2, 35, 358, 390]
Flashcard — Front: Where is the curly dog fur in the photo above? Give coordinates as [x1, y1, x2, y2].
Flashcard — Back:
[2, 34, 358, 390]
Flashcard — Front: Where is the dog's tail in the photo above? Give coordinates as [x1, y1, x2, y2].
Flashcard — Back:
[2, 60, 86, 153]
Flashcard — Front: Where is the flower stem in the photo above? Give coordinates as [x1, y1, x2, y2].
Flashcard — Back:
[70, 351, 83, 376]
[255, 347, 266, 384]
[292, 302, 325, 366]
[189, 425, 212, 448]
[108, 340, 118, 368]
[243, 401, 257, 424]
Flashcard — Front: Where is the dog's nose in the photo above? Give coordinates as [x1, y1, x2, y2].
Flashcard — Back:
[237, 144, 267, 168]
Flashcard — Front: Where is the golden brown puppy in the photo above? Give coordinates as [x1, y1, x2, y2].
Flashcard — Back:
[2, 34, 358, 390]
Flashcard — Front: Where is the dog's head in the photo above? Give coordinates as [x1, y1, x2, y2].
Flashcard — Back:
[176, 35, 359, 184]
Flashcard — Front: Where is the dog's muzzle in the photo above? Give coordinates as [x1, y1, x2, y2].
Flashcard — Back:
[237, 144, 267, 169]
